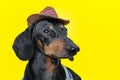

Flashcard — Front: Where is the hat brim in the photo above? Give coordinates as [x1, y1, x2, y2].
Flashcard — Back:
[27, 14, 70, 26]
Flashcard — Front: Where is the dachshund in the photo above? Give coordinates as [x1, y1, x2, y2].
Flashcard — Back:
[12, 20, 81, 80]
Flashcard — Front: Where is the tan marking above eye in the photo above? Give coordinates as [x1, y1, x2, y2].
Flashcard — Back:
[60, 25, 64, 28]
[49, 26, 53, 30]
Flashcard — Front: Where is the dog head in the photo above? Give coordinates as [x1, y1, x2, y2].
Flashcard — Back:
[12, 20, 80, 61]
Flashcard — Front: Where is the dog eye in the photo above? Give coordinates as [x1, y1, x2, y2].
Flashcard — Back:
[62, 27, 67, 35]
[43, 29, 49, 34]
[64, 30, 67, 35]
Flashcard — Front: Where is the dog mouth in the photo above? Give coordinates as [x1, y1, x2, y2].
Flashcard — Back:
[60, 54, 76, 61]
[60, 56, 74, 61]
[47, 52, 76, 61]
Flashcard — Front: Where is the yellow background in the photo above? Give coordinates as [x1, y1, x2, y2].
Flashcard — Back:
[0, 0, 120, 80]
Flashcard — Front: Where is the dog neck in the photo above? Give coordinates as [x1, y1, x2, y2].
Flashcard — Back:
[28, 49, 60, 80]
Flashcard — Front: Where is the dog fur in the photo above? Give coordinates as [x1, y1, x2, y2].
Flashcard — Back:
[13, 20, 81, 80]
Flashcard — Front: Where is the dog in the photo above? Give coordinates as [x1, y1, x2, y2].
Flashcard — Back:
[12, 7, 81, 80]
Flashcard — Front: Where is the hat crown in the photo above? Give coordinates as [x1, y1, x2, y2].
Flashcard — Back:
[40, 7, 58, 17]
[27, 6, 69, 26]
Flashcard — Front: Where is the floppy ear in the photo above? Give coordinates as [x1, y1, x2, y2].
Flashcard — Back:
[12, 26, 34, 61]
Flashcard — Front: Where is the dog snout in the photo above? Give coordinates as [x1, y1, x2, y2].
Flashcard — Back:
[64, 38, 80, 56]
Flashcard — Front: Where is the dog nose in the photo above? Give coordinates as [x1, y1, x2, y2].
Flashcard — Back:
[71, 47, 80, 52]
[69, 47, 80, 55]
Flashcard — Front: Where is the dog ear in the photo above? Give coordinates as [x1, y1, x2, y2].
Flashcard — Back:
[12, 26, 34, 61]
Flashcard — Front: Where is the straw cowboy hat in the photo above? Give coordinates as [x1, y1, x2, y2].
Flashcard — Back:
[27, 6, 70, 26]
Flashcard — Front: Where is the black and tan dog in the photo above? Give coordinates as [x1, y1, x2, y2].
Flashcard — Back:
[12, 7, 81, 80]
